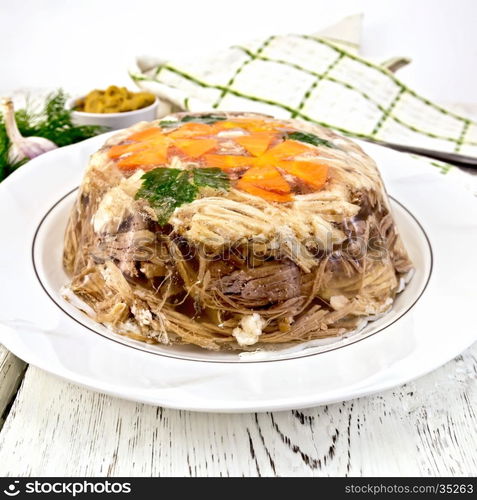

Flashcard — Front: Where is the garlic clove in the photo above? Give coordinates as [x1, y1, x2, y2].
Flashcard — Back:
[9, 136, 58, 162]
[1, 97, 58, 163]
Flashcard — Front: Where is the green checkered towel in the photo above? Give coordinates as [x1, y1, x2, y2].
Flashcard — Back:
[130, 24, 477, 188]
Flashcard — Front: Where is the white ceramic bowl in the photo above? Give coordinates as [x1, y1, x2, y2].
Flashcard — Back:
[66, 95, 161, 130]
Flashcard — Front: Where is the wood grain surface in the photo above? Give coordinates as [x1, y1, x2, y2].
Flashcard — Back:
[0, 346, 26, 429]
[0, 341, 475, 477]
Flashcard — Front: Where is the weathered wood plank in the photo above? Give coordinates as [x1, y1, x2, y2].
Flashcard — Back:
[0, 345, 27, 428]
[0, 342, 475, 477]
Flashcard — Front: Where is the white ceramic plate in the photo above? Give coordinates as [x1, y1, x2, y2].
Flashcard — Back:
[0, 133, 476, 412]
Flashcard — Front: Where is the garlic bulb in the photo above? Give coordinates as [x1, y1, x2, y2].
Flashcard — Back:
[1, 97, 57, 163]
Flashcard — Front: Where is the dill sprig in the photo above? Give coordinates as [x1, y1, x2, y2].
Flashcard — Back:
[0, 90, 106, 182]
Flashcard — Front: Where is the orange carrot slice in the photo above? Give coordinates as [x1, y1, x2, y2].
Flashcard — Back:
[212, 119, 287, 134]
[202, 154, 254, 170]
[210, 120, 242, 132]
[117, 146, 169, 170]
[240, 165, 290, 194]
[168, 122, 213, 139]
[236, 179, 292, 202]
[174, 139, 217, 158]
[234, 133, 274, 157]
[279, 160, 329, 189]
[240, 120, 280, 133]
[265, 139, 313, 160]
[236, 119, 286, 132]
[108, 141, 149, 159]
[126, 127, 163, 142]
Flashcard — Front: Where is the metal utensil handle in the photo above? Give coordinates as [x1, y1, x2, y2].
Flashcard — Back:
[359, 138, 477, 168]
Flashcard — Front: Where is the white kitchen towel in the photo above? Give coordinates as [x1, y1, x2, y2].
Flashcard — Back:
[130, 18, 477, 189]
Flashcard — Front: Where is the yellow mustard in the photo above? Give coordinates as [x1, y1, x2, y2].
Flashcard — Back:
[75, 86, 156, 113]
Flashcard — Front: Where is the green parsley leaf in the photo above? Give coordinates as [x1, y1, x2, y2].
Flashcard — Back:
[181, 114, 226, 124]
[287, 131, 334, 149]
[193, 167, 229, 190]
[136, 167, 229, 224]
[159, 113, 226, 129]
[136, 168, 196, 224]
[158, 120, 177, 128]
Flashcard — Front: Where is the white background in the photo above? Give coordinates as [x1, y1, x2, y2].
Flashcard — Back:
[0, 0, 476, 103]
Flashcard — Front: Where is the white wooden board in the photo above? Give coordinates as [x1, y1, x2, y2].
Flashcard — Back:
[0, 342, 475, 477]
[0, 345, 26, 428]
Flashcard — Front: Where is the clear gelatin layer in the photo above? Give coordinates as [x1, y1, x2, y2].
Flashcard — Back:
[63, 112, 413, 351]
